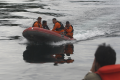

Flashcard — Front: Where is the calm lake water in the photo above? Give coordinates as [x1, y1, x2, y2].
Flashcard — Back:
[0, 0, 120, 80]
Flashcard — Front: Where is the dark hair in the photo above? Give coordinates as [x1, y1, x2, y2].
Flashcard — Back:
[42, 20, 47, 24]
[37, 17, 42, 20]
[66, 21, 70, 24]
[95, 43, 116, 67]
[52, 18, 57, 20]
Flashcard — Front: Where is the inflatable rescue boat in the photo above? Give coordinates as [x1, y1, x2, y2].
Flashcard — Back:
[22, 27, 74, 43]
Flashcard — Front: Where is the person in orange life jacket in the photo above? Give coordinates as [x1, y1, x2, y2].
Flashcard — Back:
[52, 18, 64, 34]
[64, 21, 73, 38]
[42, 20, 50, 30]
[32, 17, 43, 28]
[83, 43, 117, 80]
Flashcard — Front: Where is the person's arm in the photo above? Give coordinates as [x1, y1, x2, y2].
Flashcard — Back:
[90, 59, 96, 72]
[66, 26, 72, 33]
[52, 23, 58, 31]
[83, 72, 101, 80]
[82, 59, 101, 80]
[40, 24, 43, 28]
[64, 26, 67, 30]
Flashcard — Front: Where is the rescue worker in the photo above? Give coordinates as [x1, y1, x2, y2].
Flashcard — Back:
[42, 20, 50, 30]
[32, 17, 43, 28]
[64, 21, 73, 38]
[52, 18, 64, 34]
[83, 43, 119, 80]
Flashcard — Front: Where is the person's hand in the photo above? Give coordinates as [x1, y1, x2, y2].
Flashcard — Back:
[90, 58, 96, 72]
[65, 27, 67, 29]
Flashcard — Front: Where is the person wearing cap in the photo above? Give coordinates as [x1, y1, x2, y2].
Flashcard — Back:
[64, 21, 73, 38]
[32, 17, 43, 28]
[52, 18, 64, 34]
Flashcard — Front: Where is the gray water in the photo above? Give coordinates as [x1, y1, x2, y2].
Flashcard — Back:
[0, 0, 120, 80]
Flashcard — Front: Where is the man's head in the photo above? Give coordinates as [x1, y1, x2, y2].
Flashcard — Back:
[66, 21, 70, 27]
[42, 20, 47, 26]
[37, 17, 42, 23]
[52, 18, 57, 24]
[94, 43, 116, 70]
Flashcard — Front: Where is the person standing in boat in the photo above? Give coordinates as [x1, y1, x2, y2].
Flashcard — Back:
[52, 18, 64, 34]
[32, 17, 43, 28]
[42, 20, 50, 30]
[64, 21, 74, 38]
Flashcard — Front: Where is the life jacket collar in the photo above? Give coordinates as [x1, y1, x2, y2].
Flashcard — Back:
[96, 64, 120, 80]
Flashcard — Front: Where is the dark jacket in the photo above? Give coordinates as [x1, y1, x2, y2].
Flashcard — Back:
[43, 25, 50, 30]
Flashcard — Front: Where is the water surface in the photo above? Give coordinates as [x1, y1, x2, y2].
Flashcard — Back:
[0, 0, 120, 80]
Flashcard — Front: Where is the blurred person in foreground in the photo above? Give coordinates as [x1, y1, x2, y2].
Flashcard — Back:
[83, 43, 120, 80]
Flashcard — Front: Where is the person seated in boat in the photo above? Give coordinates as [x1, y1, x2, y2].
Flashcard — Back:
[52, 18, 64, 34]
[42, 20, 50, 30]
[32, 17, 43, 28]
[83, 43, 119, 80]
[64, 21, 73, 38]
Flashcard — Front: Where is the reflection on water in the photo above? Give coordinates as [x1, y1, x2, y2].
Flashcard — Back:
[23, 44, 74, 66]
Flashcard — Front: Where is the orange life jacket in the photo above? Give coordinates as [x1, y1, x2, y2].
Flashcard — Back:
[96, 64, 120, 80]
[56, 21, 64, 31]
[52, 21, 64, 31]
[32, 21, 42, 28]
[64, 25, 73, 33]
